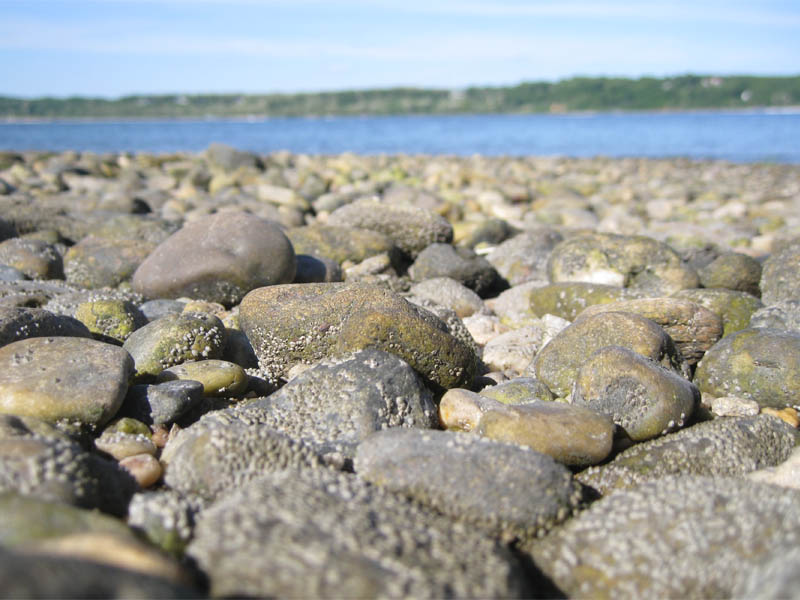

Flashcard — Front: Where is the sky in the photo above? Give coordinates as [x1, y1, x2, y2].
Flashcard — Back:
[1, 0, 799, 98]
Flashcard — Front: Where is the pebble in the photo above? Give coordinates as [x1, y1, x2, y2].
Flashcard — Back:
[0, 237, 63, 280]
[119, 380, 204, 425]
[157, 359, 248, 397]
[486, 228, 564, 286]
[408, 276, 486, 318]
[64, 235, 154, 289]
[74, 298, 146, 344]
[409, 243, 500, 296]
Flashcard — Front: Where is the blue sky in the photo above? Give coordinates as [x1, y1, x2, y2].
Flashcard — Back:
[1, 0, 799, 98]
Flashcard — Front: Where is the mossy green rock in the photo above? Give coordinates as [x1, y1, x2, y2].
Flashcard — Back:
[572, 345, 699, 441]
[122, 312, 226, 379]
[75, 299, 146, 344]
[547, 232, 699, 295]
[480, 377, 554, 404]
[0, 336, 133, 427]
[524, 282, 648, 322]
[673, 288, 763, 337]
[698, 251, 762, 297]
[694, 327, 800, 408]
[576, 297, 723, 364]
[760, 241, 800, 305]
[533, 311, 687, 398]
[239, 283, 476, 390]
[577, 415, 797, 494]
[286, 224, 400, 265]
[64, 235, 154, 289]
[528, 476, 800, 599]
[157, 359, 248, 397]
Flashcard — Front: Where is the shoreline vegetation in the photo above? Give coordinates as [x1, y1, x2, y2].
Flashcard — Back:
[2, 74, 799, 120]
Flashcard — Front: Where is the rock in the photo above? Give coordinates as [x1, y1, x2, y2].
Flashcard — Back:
[528, 476, 800, 599]
[205, 142, 261, 172]
[157, 359, 248, 397]
[0, 265, 26, 281]
[572, 345, 699, 441]
[293, 254, 343, 283]
[409, 243, 500, 296]
[132, 211, 296, 306]
[454, 217, 516, 248]
[127, 489, 207, 555]
[0, 413, 72, 442]
[533, 311, 688, 398]
[762, 406, 800, 427]
[482, 321, 566, 374]
[0, 216, 17, 241]
[0, 305, 91, 348]
[355, 428, 583, 541]
[750, 299, 800, 331]
[0, 237, 63, 280]
[287, 224, 400, 266]
[438, 388, 503, 432]
[547, 232, 699, 295]
[42, 286, 145, 319]
[0, 337, 133, 428]
[122, 312, 226, 379]
[408, 277, 486, 318]
[462, 312, 510, 345]
[230, 349, 436, 466]
[161, 417, 325, 501]
[119, 453, 163, 488]
[673, 288, 763, 337]
[577, 415, 797, 494]
[734, 546, 800, 600]
[95, 429, 156, 460]
[576, 297, 723, 364]
[710, 395, 760, 417]
[479, 377, 554, 404]
[119, 380, 204, 426]
[74, 299, 146, 344]
[327, 197, 453, 259]
[747, 445, 800, 491]
[760, 240, 800, 305]
[239, 283, 476, 390]
[694, 327, 800, 409]
[698, 251, 762, 296]
[64, 235, 154, 289]
[187, 468, 531, 599]
[486, 229, 564, 286]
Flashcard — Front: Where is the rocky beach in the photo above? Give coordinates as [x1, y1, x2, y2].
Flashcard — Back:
[0, 144, 800, 598]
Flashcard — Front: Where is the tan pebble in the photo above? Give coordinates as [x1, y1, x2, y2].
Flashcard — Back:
[439, 388, 507, 432]
[119, 453, 163, 487]
[150, 424, 170, 448]
[761, 407, 800, 428]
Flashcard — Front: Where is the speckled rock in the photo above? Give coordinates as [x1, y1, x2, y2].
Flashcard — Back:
[0, 305, 90, 348]
[0, 264, 26, 281]
[750, 299, 800, 331]
[486, 229, 564, 286]
[694, 327, 800, 409]
[64, 235, 154, 289]
[576, 297, 723, 364]
[74, 299, 146, 344]
[355, 428, 583, 541]
[157, 359, 248, 397]
[577, 415, 797, 494]
[0, 435, 135, 515]
[0, 237, 63, 280]
[287, 224, 400, 266]
[533, 311, 688, 398]
[482, 320, 567, 373]
[230, 349, 436, 467]
[733, 546, 800, 600]
[0, 413, 72, 442]
[119, 380, 204, 426]
[132, 211, 296, 306]
[127, 489, 207, 556]
[0, 336, 133, 427]
[161, 416, 325, 501]
[673, 287, 763, 337]
[479, 377, 554, 404]
[748, 445, 800, 491]
[95, 429, 156, 460]
[409, 243, 500, 296]
[139, 298, 185, 323]
[528, 476, 800, 599]
[698, 251, 762, 296]
[42, 286, 145, 319]
[408, 277, 486, 318]
[760, 240, 800, 305]
[122, 312, 226, 379]
[327, 197, 453, 259]
[239, 283, 476, 390]
[187, 468, 531, 599]
[547, 232, 699, 295]
[572, 345, 699, 441]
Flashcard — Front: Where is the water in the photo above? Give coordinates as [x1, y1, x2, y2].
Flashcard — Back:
[1, 111, 799, 163]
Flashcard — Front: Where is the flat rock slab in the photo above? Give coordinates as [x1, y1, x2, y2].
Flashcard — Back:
[0, 336, 133, 427]
[188, 468, 531, 599]
[527, 476, 800, 599]
[355, 428, 584, 540]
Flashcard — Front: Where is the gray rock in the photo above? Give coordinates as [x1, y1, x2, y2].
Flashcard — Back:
[293, 254, 343, 283]
[750, 299, 800, 331]
[0, 305, 91, 348]
[486, 229, 564, 285]
[187, 468, 531, 598]
[0, 237, 63, 280]
[673, 287, 763, 337]
[120, 380, 204, 426]
[205, 142, 261, 172]
[694, 327, 800, 409]
[0, 265, 26, 281]
[408, 277, 486, 318]
[481, 324, 562, 374]
[761, 240, 800, 305]
[64, 235, 154, 289]
[0, 336, 133, 428]
[42, 286, 145, 319]
[733, 546, 800, 599]
[355, 428, 583, 541]
[127, 489, 207, 556]
[132, 211, 296, 306]
[139, 298, 185, 323]
[577, 415, 797, 494]
[409, 243, 500, 296]
[528, 476, 800, 599]
[698, 251, 762, 297]
[232, 349, 437, 466]
[287, 224, 400, 266]
[0, 414, 72, 442]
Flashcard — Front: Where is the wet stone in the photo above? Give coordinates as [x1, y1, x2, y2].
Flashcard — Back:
[122, 312, 226, 379]
[157, 359, 248, 397]
[0, 336, 133, 428]
[355, 428, 584, 541]
[119, 380, 204, 426]
[577, 415, 797, 494]
[0, 305, 91, 348]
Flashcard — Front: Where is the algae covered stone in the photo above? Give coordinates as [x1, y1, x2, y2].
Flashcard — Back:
[521, 281, 648, 322]
[698, 251, 762, 296]
[74, 299, 146, 344]
[760, 240, 800, 305]
[0, 336, 133, 427]
[287, 224, 400, 266]
[694, 327, 800, 409]
[673, 287, 763, 337]
[479, 377, 554, 404]
[64, 235, 154, 289]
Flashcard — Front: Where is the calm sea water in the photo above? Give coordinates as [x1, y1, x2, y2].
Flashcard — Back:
[1, 111, 799, 163]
